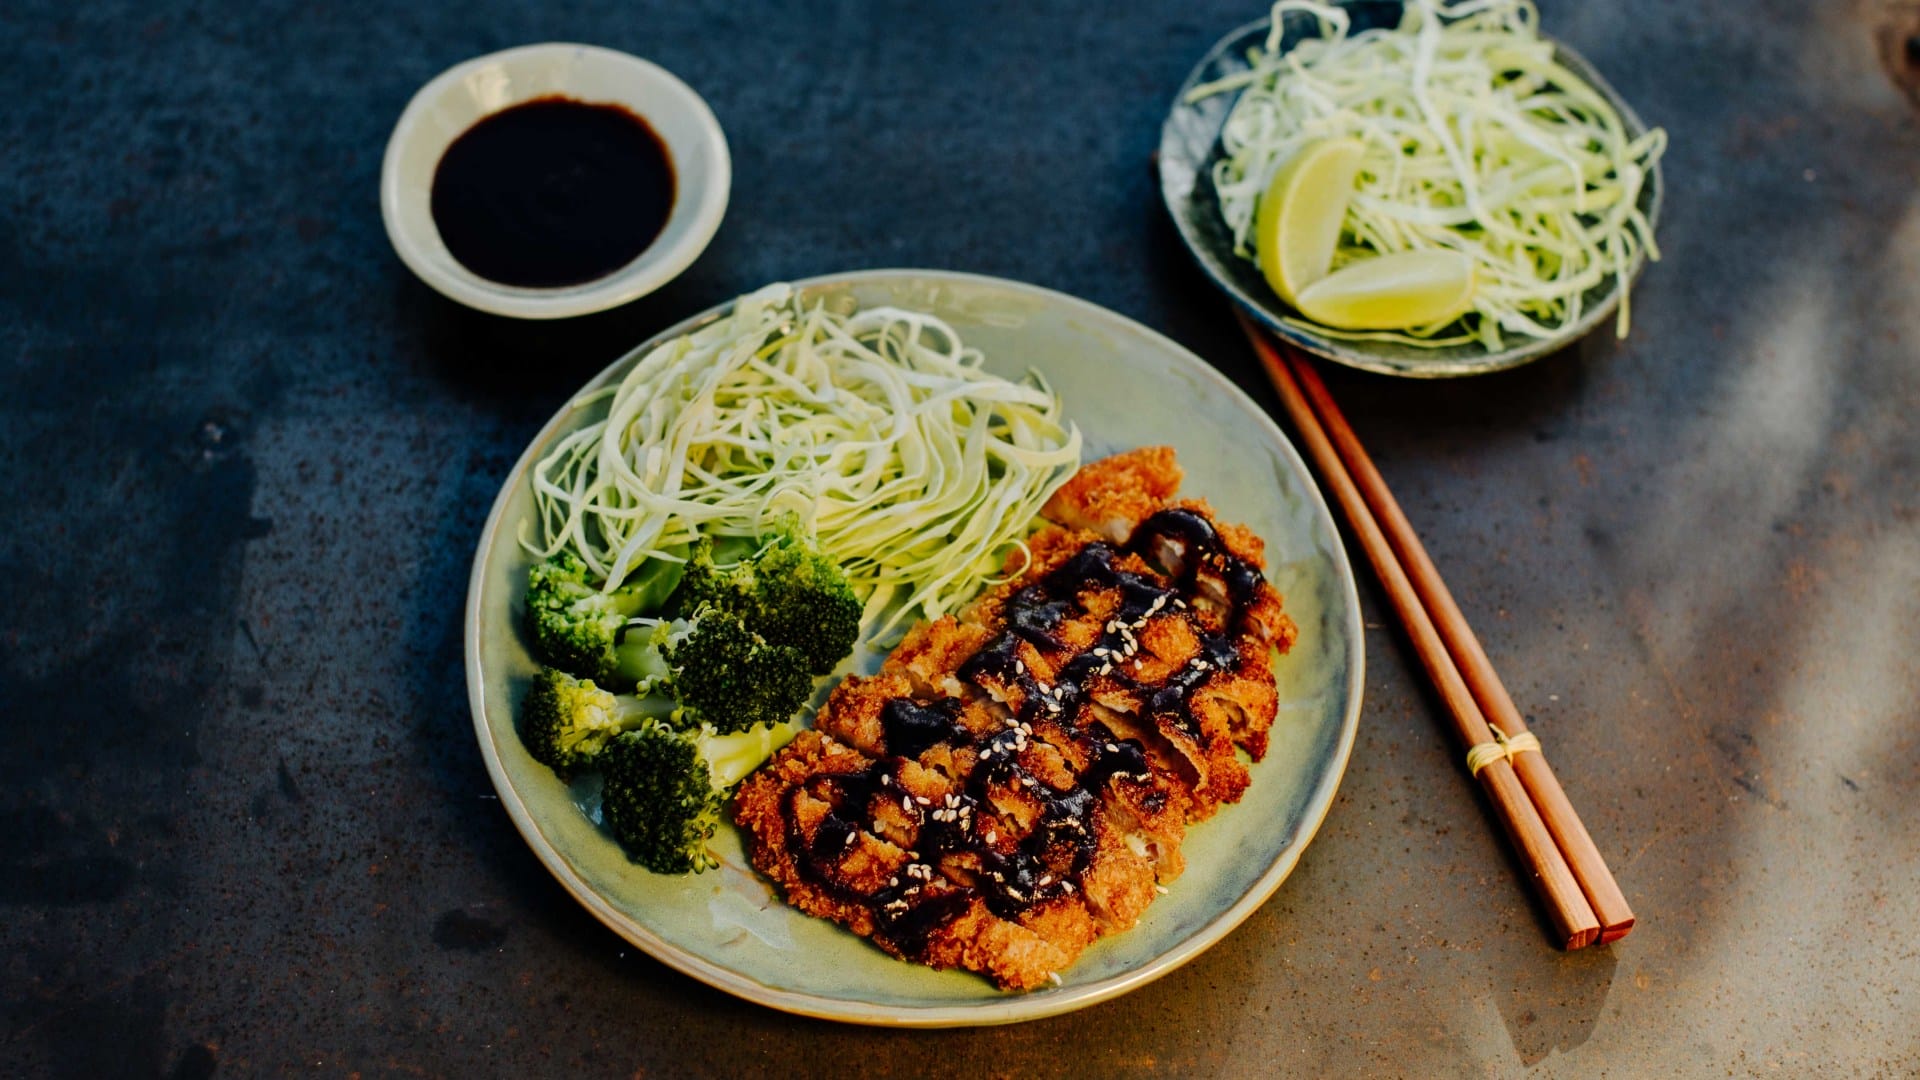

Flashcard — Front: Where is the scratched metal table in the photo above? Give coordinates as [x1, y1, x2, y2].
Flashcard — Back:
[5, 1, 1918, 1076]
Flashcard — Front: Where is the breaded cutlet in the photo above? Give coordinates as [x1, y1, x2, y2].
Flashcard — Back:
[734, 447, 1297, 990]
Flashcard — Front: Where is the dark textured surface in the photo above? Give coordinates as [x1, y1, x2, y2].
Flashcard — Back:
[4, 1, 1918, 1076]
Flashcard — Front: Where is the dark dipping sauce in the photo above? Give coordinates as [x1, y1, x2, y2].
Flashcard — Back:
[430, 96, 675, 288]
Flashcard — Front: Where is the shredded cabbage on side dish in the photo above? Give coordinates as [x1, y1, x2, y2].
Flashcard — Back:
[521, 283, 1083, 639]
[1189, 0, 1667, 349]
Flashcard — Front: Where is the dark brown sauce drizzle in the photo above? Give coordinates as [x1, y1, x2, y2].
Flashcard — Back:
[430, 96, 675, 288]
[782, 508, 1268, 958]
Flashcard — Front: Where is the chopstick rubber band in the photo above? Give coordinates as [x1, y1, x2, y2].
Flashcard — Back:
[1465, 724, 1542, 777]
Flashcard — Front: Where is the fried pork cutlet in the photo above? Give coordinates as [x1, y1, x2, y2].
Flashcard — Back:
[734, 447, 1297, 991]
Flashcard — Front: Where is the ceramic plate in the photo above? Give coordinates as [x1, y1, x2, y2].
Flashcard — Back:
[1159, 2, 1664, 377]
[465, 269, 1364, 1026]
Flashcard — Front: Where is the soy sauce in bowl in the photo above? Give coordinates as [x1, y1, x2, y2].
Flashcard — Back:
[430, 96, 675, 288]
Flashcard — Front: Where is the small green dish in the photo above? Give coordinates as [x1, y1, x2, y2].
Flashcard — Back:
[464, 269, 1365, 1026]
[1159, 3, 1665, 378]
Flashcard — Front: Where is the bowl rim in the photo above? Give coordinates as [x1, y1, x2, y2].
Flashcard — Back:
[380, 42, 731, 320]
[1159, 9, 1666, 378]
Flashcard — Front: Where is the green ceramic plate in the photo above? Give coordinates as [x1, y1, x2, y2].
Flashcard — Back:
[465, 269, 1364, 1026]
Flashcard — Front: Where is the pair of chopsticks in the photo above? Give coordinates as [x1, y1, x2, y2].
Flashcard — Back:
[1237, 314, 1633, 949]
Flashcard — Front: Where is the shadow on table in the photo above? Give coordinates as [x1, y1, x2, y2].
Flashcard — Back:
[393, 269, 729, 412]
[1495, 941, 1619, 1065]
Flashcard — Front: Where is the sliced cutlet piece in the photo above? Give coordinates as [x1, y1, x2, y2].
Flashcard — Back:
[812, 672, 915, 758]
[1193, 637, 1282, 761]
[816, 672, 985, 792]
[734, 731, 902, 940]
[1097, 761, 1190, 883]
[1079, 810, 1160, 931]
[1135, 498, 1296, 652]
[1041, 445, 1183, 542]
[984, 686, 1186, 885]
[1131, 604, 1254, 817]
[872, 690, 1152, 969]
[735, 730, 1078, 990]
[913, 891, 1077, 992]
[977, 501, 1272, 820]
[885, 615, 994, 699]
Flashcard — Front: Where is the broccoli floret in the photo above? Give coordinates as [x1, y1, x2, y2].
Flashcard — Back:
[599, 720, 797, 874]
[623, 606, 814, 733]
[522, 528, 858, 876]
[525, 548, 687, 686]
[519, 668, 676, 777]
[677, 518, 862, 675]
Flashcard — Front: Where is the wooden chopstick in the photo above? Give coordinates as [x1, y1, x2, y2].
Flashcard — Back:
[1236, 312, 1606, 950]
[1281, 350, 1636, 944]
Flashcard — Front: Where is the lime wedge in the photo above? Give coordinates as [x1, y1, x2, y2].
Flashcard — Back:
[1254, 137, 1366, 305]
[1293, 251, 1478, 330]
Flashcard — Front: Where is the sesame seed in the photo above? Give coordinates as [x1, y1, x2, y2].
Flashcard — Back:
[1048, 972, 1063, 987]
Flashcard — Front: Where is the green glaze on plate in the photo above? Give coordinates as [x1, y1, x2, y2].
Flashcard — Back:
[464, 269, 1364, 1026]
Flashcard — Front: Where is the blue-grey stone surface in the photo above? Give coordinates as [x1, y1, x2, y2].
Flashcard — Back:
[3, 1, 1917, 1075]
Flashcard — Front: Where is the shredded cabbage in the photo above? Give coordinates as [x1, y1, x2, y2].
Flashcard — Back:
[1189, 0, 1666, 349]
[521, 284, 1083, 639]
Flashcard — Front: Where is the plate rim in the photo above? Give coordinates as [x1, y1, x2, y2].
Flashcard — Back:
[1158, 5, 1666, 378]
[463, 267, 1366, 1026]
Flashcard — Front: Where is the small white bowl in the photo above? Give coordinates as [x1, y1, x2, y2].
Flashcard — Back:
[381, 43, 730, 319]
